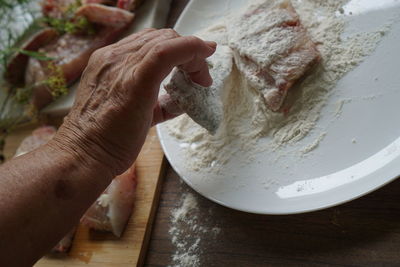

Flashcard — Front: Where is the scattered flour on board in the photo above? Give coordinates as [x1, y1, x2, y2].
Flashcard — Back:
[169, 192, 221, 267]
[165, 0, 393, 173]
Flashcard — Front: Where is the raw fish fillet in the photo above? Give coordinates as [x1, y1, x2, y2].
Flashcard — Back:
[164, 45, 234, 134]
[27, 0, 135, 109]
[5, 28, 59, 85]
[25, 25, 129, 109]
[42, 0, 77, 19]
[76, 4, 135, 28]
[83, 0, 113, 4]
[117, 0, 145, 11]
[81, 165, 137, 237]
[226, 0, 320, 111]
[13, 126, 77, 253]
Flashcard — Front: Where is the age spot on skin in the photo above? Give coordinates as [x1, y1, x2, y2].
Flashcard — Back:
[54, 179, 74, 200]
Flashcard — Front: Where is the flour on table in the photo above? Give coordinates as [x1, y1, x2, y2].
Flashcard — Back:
[165, 0, 392, 173]
[169, 192, 221, 267]
[171, 193, 198, 224]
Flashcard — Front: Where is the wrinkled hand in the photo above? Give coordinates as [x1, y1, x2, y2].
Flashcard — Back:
[50, 28, 216, 177]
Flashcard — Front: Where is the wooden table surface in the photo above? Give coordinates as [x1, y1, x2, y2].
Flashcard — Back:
[144, 1, 400, 266]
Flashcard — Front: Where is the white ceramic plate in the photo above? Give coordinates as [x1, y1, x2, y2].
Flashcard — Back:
[157, 0, 400, 214]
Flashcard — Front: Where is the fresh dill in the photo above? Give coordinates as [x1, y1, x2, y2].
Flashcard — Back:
[0, 0, 72, 159]
[42, 0, 95, 35]
[43, 15, 95, 35]
[44, 62, 68, 99]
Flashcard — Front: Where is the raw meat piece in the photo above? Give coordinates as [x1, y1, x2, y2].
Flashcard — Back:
[27, 0, 135, 109]
[25, 25, 130, 109]
[81, 165, 137, 237]
[117, 0, 144, 11]
[83, 0, 115, 4]
[226, 0, 320, 111]
[42, 0, 128, 21]
[4, 28, 59, 85]
[42, 0, 77, 19]
[76, 4, 135, 27]
[51, 228, 77, 253]
[164, 45, 234, 134]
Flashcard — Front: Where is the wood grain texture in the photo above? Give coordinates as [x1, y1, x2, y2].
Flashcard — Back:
[4, 125, 165, 267]
[144, 167, 400, 267]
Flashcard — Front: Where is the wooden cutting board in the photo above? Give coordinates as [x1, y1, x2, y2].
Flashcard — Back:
[4, 122, 165, 267]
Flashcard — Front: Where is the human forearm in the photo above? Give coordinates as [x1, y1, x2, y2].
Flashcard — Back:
[0, 143, 113, 266]
[0, 28, 216, 265]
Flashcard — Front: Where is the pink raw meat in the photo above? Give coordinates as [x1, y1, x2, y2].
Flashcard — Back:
[25, 25, 130, 109]
[76, 4, 135, 28]
[81, 165, 137, 237]
[117, 0, 144, 11]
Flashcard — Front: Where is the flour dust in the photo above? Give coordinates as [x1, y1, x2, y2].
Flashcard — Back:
[165, 0, 392, 174]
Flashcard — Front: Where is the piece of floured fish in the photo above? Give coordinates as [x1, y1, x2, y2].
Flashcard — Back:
[226, 0, 320, 111]
[164, 45, 234, 134]
[81, 165, 137, 237]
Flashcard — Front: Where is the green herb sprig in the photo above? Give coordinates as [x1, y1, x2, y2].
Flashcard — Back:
[42, 0, 95, 35]
[43, 15, 95, 35]
[0, 0, 77, 160]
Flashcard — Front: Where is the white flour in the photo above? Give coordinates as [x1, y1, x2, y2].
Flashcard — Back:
[169, 192, 221, 267]
[165, 44, 234, 133]
[165, 0, 392, 172]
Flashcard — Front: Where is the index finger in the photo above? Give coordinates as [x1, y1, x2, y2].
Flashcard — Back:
[134, 36, 216, 89]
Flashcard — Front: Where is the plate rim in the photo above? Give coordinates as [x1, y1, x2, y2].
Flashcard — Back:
[157, 124, 400, 215]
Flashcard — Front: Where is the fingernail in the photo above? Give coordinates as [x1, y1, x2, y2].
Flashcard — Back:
[206, 41, 217, 50]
